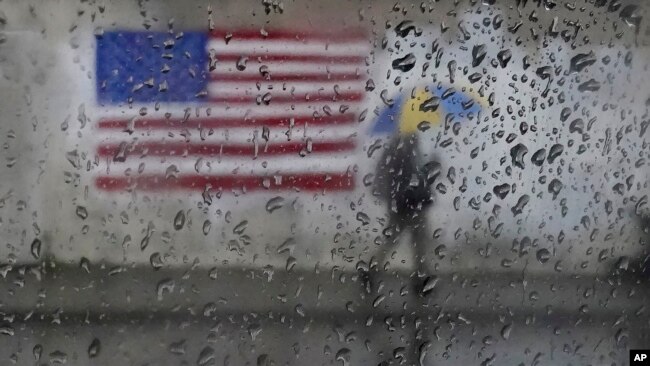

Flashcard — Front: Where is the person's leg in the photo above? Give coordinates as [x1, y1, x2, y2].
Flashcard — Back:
[409, 210, 433, 365]
[374, 212, 405, 273]
[361, 212, 407, 364]
[411, 210, 431, 281]
[359, 211, 404, 297]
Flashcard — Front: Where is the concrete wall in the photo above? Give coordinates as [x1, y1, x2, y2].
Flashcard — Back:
[0, 0, 648, 276]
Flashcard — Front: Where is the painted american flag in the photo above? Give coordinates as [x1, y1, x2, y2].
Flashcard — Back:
[93, 28, 369, 194]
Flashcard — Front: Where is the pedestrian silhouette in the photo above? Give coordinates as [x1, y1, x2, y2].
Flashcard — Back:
[372, 130, 438, 289]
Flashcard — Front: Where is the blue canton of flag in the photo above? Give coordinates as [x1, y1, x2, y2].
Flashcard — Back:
[96, 31, 208, 104]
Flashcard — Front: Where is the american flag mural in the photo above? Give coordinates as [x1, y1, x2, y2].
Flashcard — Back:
[93, 29, 369, 193]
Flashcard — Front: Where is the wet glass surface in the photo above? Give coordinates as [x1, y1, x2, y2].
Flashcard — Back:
[0, 0, 649, 364]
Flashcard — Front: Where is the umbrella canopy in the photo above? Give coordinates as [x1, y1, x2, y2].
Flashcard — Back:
[371, 84, 485, 135]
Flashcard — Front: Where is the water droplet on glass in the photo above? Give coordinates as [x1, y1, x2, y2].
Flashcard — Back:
[560, 107, 572, 122]
[548, 179, 563, 199]
[173, 210, 185, 230]
[257, 354, 272, 366]
[392, 53, 416, 72]
[448, 60, 457, 83]
[569, 51, 596, 73]
[202, 220, 211, 235]
[510, 144, 528, 169]
[33, 345, 42, 361]
[365, 79, 375, 91]
[165, 165, 180, 179]
[88, 338, 100, 358]
[236, 56, 248, 71]
[501, 324, 513, 340]
[286, 256, 297, 271]
[66, 149, 81, 169]
[569, 118, 584, 134]
[578, 79, 600, 92]
[169, 340, 186, 355]
[394, 20, 419, 37]
[112, 142, 128, 162]
[417, 121, 431, 131]
[536, 248, 551, 264]
[471, 44, 487, 67]
[511, 195, 530, 216]
[493, 184, 511, 199]
[227, 219, 246, 235]
[419, 96, 440, 112]
[31, 238, 41, 259]
[266, 196, 285, 213]
[356, 212, 370, 225]
[76, 206, 88, 220]
[468, 72, 482, 83]
[619, 5, 642, 30]
[335, 348, 351, 366]
[372, 294, 385, 308]
[295, 304, 306, 317]
[547, 144, 564, 163]
[150, 252, 163, 270]
[0, 320, 15, 336]
[260, 92, 272, 105]
[157, 278, 175, 301]
[497, 49, 512, 68]
[248, 323, 262, 341]
[422, 275, 439, 294]
[197, 346, 215, 366]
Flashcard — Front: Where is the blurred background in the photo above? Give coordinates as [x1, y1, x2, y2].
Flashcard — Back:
[0, 0, 649, 364]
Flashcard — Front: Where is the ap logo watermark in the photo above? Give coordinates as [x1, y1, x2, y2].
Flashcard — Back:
[631, 350, 650, 365]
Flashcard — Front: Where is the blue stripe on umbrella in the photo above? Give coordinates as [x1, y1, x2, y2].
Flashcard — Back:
[371, 95, 404, 135]
[371, 85, 484, 136]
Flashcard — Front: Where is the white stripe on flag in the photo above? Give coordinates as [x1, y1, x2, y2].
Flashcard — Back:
[95, 155, 355, 176]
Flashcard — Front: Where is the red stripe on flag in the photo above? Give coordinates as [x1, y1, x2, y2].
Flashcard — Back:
[96, 114, 356, 130]
[214, 54, 365, 63]
[95, 172, 354, 192]
[208, 92, 363, 104]
[210, 73, 363, 82]
[97, 140, 356, 158]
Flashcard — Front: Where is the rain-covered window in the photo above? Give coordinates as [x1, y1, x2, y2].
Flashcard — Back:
[0, 0, 648, 364]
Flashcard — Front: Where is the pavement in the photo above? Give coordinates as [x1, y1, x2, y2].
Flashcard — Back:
[0, 262, 647, 365]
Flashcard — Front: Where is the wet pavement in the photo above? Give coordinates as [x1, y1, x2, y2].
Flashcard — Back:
[0, 262, 647, 365]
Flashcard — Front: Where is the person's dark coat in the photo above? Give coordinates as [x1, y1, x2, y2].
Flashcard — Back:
[374, 133, 434, 218]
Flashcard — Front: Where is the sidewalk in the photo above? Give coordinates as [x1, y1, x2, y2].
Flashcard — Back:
[0, 261, 647, 365]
